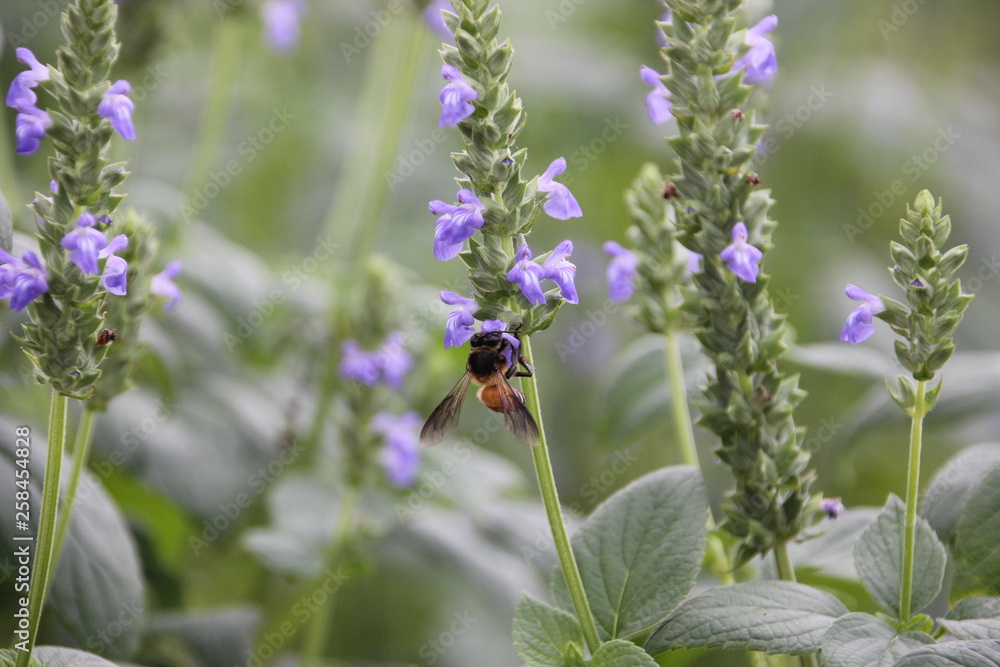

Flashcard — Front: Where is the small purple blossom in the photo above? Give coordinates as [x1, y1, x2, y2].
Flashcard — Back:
[151, 261, 182, 310]
[441, 291, 478, 348]
[422, 0, 451, 39]
[0, 250, 49, 312]
[719, 222, 763, 283]
[820, 497, 845, 520]
[542, 240, 578, 304]
[604, 241, 638, 302]
[14, 106, 52, 155]
[507, 244, 546, 306]
[686, 250, 703, 274]
[430, 188, 486, 261]
[655, 7, 672, 46]
[61, 213, 107, 275]
[640, 66, 672, 125]
[735, 15, 778, 85]
[378, 331, 414, 391]
[261, 0, 308, 53]
[840, 285, 885, 345]
[99, 234, 130, 296]
[537, 158, 583, 220]
[6, 48, 49, 110]
[97, 80, 136, 141]
[438, 64, 477, 127]
[373, 411, 422, 488]
[482, 319, 520, 368]
[339, 340, 380, 385]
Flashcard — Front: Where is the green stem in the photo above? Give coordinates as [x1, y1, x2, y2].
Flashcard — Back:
[181, 18, 245, 211]
[301, 483, 360, 666]
[899, 379, 927, 626]
[519, 335, 601, 654]
[664, 328, 697, 468]
[15, 390, 68, 667]
[51, 406, 96, 567]
[773, 542, 819, 667]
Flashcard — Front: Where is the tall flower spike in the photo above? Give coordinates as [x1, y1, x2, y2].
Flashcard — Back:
[438, 64, 477, 127]
[640, 66, 672, 125]
[719, 222, 763, 283]
[542, 240, 579, 304]
[734, 15, 778, 85]
[603, 241, 639, 302]
[840, 284, 884, 345]
[261, 0, 308, 54]
[430, 189, 486, 261]
[506, 244, 546, 306]
[61, 213, 107, 275]
[97, 80, 136, 141]
[441, 291, 478, 348]
[0, 250, 49, 312]
[151, 261, 182, 310]
[537, 158, 583, 220]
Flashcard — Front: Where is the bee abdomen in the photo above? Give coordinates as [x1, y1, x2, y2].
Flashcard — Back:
[477, 385, 505, 412]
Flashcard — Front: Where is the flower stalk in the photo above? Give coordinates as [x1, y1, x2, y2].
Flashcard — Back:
[899, 379, 926, 627]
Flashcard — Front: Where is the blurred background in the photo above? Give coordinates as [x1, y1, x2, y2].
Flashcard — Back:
[0, 0, 998, 665]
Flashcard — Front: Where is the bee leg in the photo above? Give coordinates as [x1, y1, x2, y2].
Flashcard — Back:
[510, 352, 534, 378]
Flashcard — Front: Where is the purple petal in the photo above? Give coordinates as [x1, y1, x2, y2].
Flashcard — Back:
[151, 261, 182, 310]
[97, 80, 136, 141]
[101, 255, 128, 295]
[604, 241, 638, 301]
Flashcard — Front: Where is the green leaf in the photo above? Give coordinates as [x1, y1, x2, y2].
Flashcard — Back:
[854, 495, 946, 618]
[0, 647, 118, 667]
[144, 607, 262, 667]
[942, 598, 1000, 640]
[0, 187, 11, 253]
[953, 466, 1000, 599]
[512, 594, 585, 667]
[645, 581, 847, 656]
[0, 423, 145, 660]
[895, 640, 1000, 666]
[559, 466, 709, 639]
[921, 444, 1000, 545]
[590, 639, 658, 666]
[820, 612, 934, 666]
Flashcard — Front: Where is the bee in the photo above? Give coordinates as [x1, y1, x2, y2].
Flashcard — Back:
[96, 329, 117, 347]
[420, 329, 540, 446]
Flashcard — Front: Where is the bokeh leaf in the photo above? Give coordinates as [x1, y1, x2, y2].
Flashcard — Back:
[645, 581, 847, 656]
[953, 466, 1000, 599]
[0, 646, 118, 667]
[854, 495, 946, 618]
[820, 612, 934, 667]
[921, 443, 1000, 545]
[557, 466, 708, 639]
[512, 593, 584, 667]
[942, 597, 1000, 640]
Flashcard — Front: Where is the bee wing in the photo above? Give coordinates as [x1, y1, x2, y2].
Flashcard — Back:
[420, 372, 473, 446]
[493, 371, 540, 446]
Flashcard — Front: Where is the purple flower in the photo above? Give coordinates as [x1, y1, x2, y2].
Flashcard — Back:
[261, 0, 308, 53]
[99, 234, 129, 296]
[686, 250, 703, 274]
[542, 240, 578, 304]
[375, 331, 413, 391]
[60, 213, 107, 275]
[441, 291, 478, 348]
[430, 188, 486, 261]
[6, 48, 49, 110]
[151, 261, 182, 310]
[340, 339, 380, 385]
[735, 15, 778, 85]
[14, 106, 52, 155]
[640, 66, 672, 125]
[655, 7, 672, 46]
[97, 80, 136, 141]
[820, 497, 845, 520]
[604, 241, 638, 301]
[482, 319, 520, 367]
[0, 250, 49, 312]
[422, 0, 452, 39]
[373, 411, 422, 488]
[507, 244, 546, 306]
[438, 64, 477, 127]
[537, 158, 582, 220]
[840, 285, 885, 345]
[719, 222, 763, 282]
